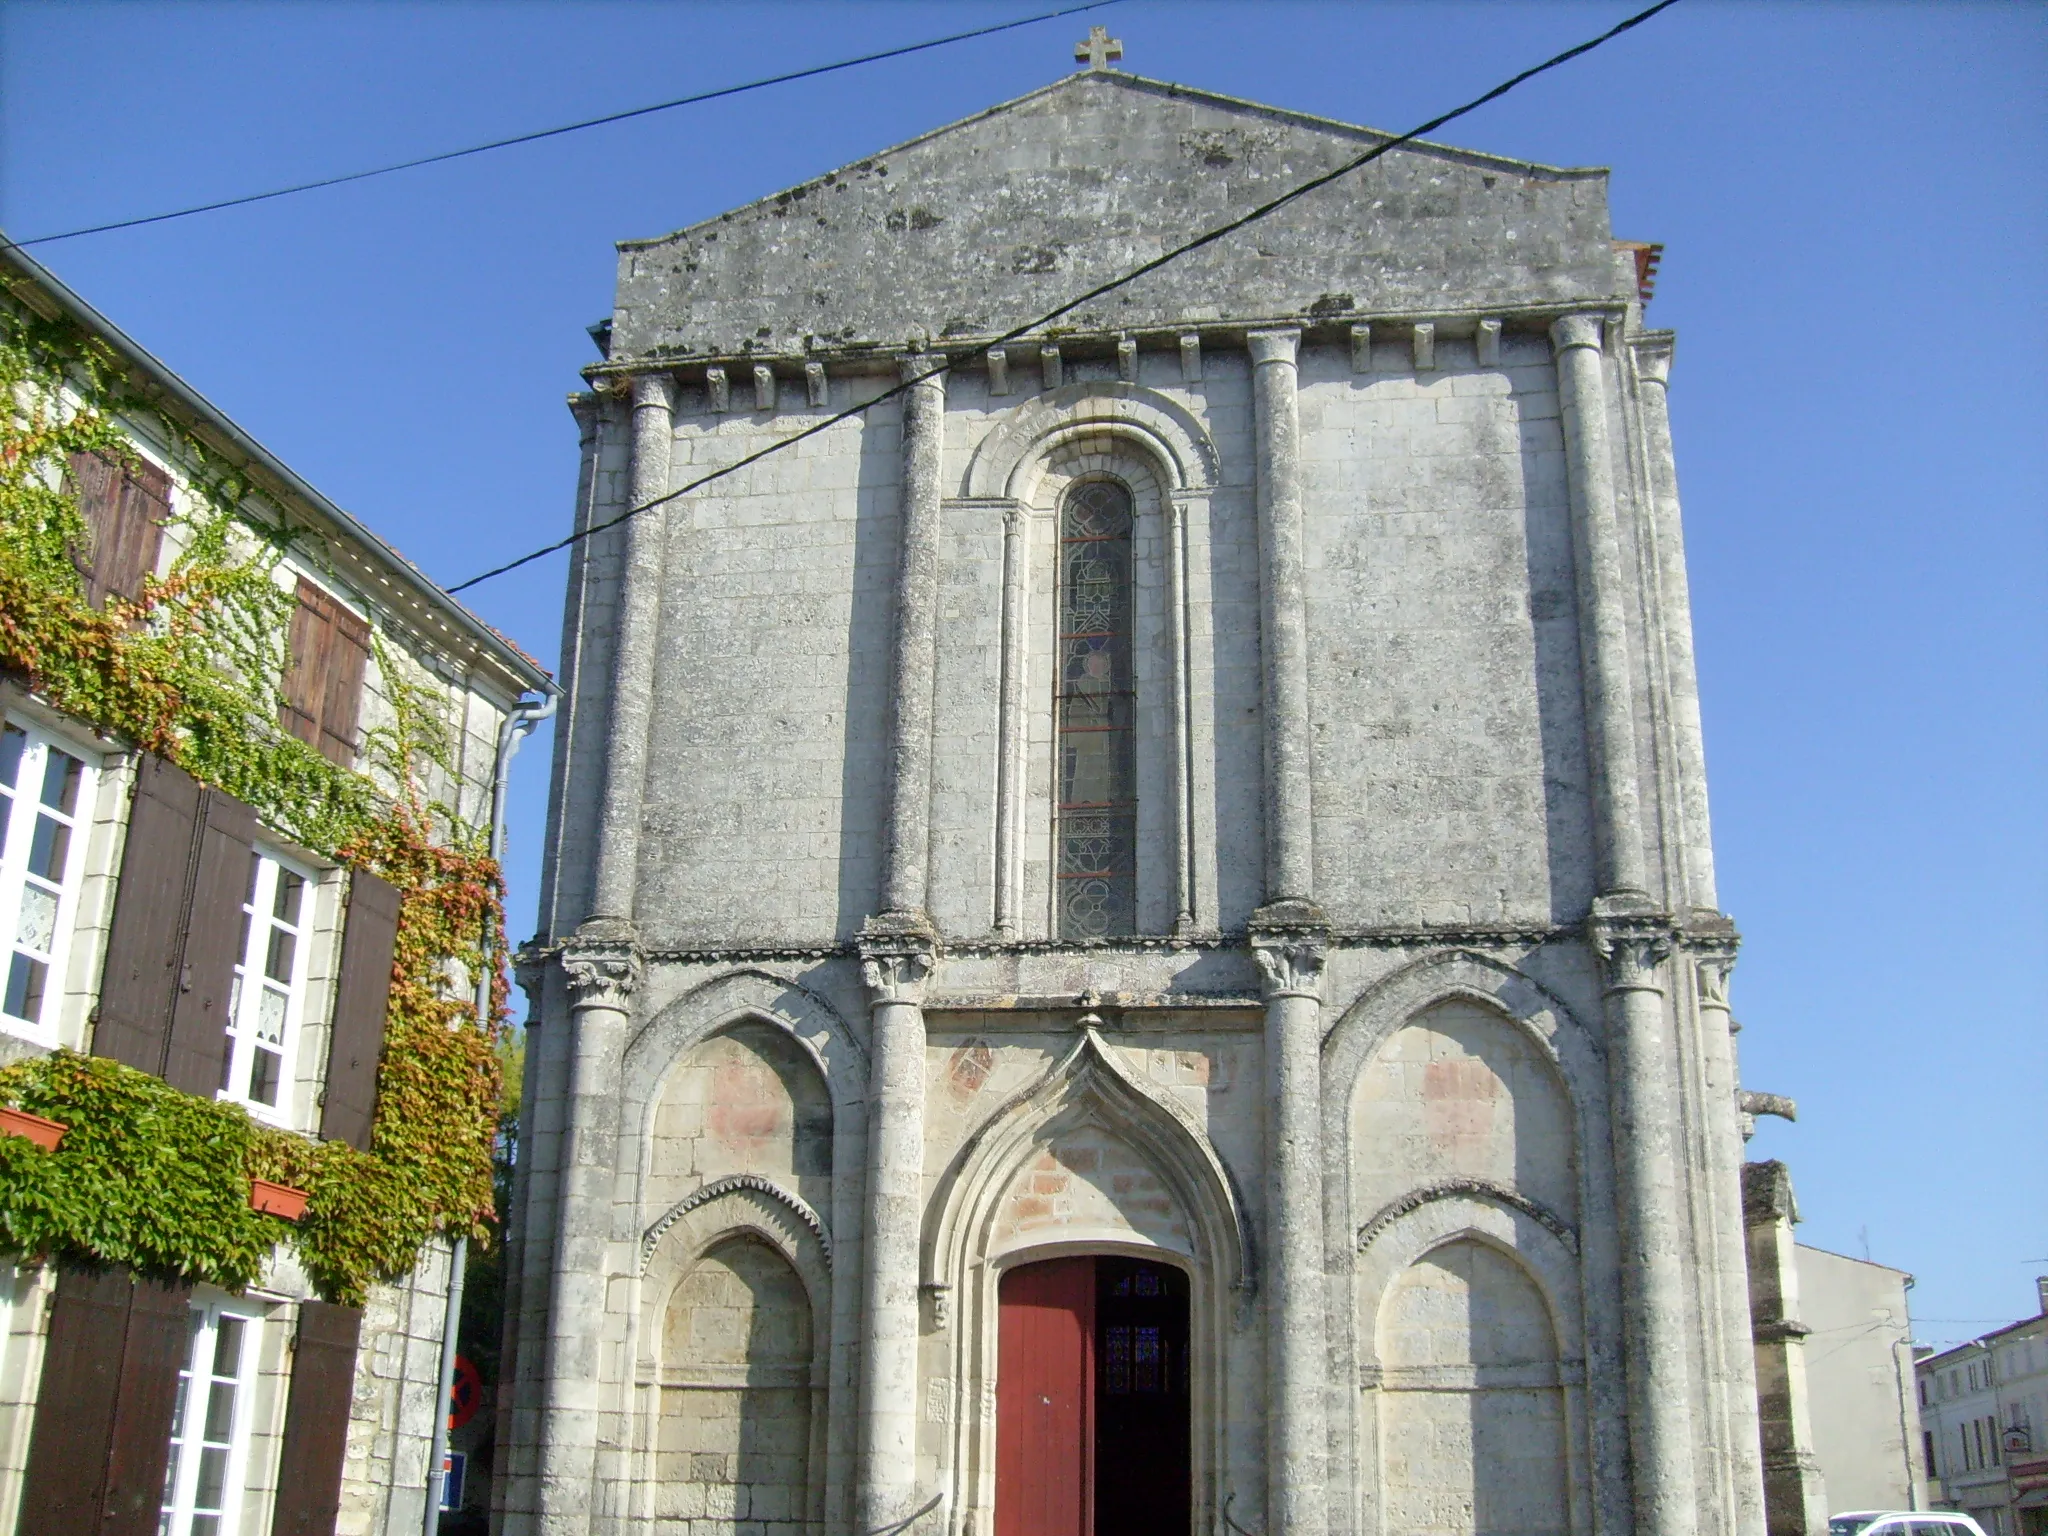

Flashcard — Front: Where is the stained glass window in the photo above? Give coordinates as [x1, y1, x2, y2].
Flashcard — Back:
[1056, 480, 1136, 939]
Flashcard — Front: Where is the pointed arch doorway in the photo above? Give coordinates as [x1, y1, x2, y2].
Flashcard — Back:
[995, 1255, 1191, 1536]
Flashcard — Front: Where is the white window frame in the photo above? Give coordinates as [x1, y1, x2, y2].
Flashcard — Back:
[0, 715, 97, 1046]
[160, 1296, 263, 1536]
[219, 847, 315, 1124]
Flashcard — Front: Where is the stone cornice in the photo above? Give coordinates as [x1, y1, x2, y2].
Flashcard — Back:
[580, 300, 1630, 388]
[522, 915, 1762, 969]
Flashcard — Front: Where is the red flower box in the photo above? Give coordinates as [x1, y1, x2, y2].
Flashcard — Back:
[0, 1107, 67, 1151]
[249, 1178, 310, 1222]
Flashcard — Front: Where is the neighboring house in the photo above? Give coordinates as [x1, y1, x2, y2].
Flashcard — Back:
[1919, 1281, 2048, 1536]
[1797, 1244, 1924, 1513]
[0, 242, 553, 1536]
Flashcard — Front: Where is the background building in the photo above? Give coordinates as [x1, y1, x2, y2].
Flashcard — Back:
[1797, 1244, 1924, 1513]
[1920, 1282, 2048, 1536]
[0, 243, 552, 1535]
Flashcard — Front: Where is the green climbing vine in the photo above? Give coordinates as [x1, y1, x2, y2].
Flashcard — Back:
[0, 275, 510, 1306]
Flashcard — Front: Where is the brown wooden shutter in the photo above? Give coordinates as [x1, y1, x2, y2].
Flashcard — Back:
[96, 760, 260, 1093]
[162, 787, 257, 1096]
[19, 1266, 192, 1536]
[269, 1301, 362, 1536]
[94, 755, 206, 1074]
[321, 869, 400, 1149]
[99, 1273, 193, 1535]
[281, 579, 370, 766]
[65, 449, 168, 610]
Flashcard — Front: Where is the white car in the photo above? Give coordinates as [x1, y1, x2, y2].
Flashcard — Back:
[1830, 1512, 1991, 1536]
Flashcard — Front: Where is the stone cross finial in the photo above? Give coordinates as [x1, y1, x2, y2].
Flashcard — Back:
[1075, 24, 1123, 70]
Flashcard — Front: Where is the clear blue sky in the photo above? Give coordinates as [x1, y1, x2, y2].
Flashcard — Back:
[3, 1, 2041, 1344]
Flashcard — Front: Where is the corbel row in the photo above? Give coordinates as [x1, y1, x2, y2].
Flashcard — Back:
[593, 305, 1631, 416]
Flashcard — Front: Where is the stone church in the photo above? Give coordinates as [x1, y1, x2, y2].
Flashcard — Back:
[499, 35, 1767, 1536]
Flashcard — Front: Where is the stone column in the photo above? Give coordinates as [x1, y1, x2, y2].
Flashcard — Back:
[1249, 326, 1326, 1536]
[1592, 917, 1699, 1536]
[855, 351, 946, 1534]
[1556, 313, 1698, 1536]
[534, 929, 641, 1536]
[1168, 493, 1197, 933]
[1634, 338, 1718, 910]
[588, 370, 674, 922]
[878, 354, 947, 919]
[1253, 925, 1329, 1536]
[994, 502, 1026, 937]
[1248, 328, 1315, 904]
[1696, 933, 1768, 1536]
[856, 938, 934, 1536]
[1551, 316, 1648, 897]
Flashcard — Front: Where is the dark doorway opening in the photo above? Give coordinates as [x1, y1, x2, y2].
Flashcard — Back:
[995, 1255, 1191, 1536]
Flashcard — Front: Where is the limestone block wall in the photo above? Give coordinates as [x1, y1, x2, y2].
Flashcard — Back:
[340, 1239, 455, 1536]
[1298, 331, 1591, 929]
[632, 378, 901, 948]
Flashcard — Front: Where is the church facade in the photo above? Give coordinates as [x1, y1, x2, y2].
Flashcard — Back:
[499, 50, 1767, 1536]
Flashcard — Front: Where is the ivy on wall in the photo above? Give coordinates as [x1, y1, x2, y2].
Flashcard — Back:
[0, 280, 509, 1307]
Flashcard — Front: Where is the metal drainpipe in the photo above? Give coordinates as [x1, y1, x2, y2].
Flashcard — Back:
[424, 688, 557, 1534]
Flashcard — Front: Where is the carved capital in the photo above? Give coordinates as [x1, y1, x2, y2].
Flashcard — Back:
[1633, 333, 1675, 389]
[1549, 312, 1605, 356]
[1681, 910, 1740, 1014]
[629, 370, 675, 414]
[899, 352, 946, 389]
[1590, 915, 1673, 993]
[1247, 327, 1301, 369]
[560, 926, 644, 1012]
[1250, 929, 1327, 1000]
[859, 921, 937, 1009]
[512, 940, 551, 1014]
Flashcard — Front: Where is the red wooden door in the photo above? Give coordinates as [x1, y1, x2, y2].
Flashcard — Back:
[997, 1257, 1095, 1536]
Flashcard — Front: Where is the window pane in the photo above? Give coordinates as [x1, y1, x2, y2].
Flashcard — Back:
[27, 815, 70, 882]
[16, 884, 57, 952]
[264, 927, 295, 984]
[1104, 1324, 1132, 1395]
[203, 1379, 236, 1442]
[0, 725, 24, 789]
[248, 1047, 280, 1107]
[255, 987, 287, 1046]
[1133, 1325, 1163, 1392]
[272, 869, 303, 926]
[169, 1374, 190, 1441]
[4, 954, 46, 1023]
[1055, 481, 1137, 940]
[211, 1316, 244, 1377]
[39, 751, 81, 815]
[194, 1444, 228, 1508]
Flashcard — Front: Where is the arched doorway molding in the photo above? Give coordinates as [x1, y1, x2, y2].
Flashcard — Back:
[921, 1028, 1251, 1536]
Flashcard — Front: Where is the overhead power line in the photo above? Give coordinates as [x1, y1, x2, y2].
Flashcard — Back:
[450, 0, 1681, 594]
[5, 0, 1122, 250]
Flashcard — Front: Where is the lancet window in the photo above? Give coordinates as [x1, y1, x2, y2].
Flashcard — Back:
[1055, 479, 1137, 939]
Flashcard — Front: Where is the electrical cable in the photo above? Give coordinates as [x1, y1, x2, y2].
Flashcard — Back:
[3, 0, 1122, 251]
[449, 0, 1680, 593]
